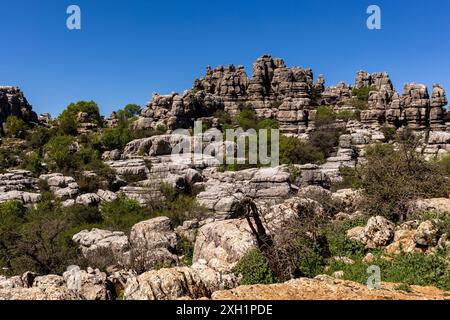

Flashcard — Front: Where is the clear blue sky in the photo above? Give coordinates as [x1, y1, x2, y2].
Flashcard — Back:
[1, 0, 449, 117]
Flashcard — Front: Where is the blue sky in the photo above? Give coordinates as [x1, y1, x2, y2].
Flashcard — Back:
[1, 0, 449, 117]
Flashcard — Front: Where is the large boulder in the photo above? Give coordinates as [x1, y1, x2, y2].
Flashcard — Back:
[347, 216, 395, 249]
[123, 267, 210, 300]
[413, 221, 440, 247]
[129, 217, 179, 271]
[63, 266, 113, 300]
[193, 219, 257, 273]
[72, 229, 130, 267]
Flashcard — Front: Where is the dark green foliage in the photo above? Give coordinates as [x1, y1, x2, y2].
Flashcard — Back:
[279, 135, 325, 165]
[325, 217, 368, 259]
[381, 126, 397, 142]
[118, 104, 141, 120]
[233, 249, 275, 285]
[309, 129, 341, 159]
[25, 127, 56, 149]
[58, 101, 102, 135]
[101, 126, 132, 150]
[236, 106, 259, 130]
[352, 86, 376, 102]
[314, 106, 336, 127]
[179, 237, 194, 266]
[158, 184, 209, 226]
[309, 106, 344, 158]
[0, 201, 80, 275]
[5, 116, 28, 138]
[100, 196, 152, 232]
[353, 132, 449, 221]
[43, 135, 77, 172]
[213, 109, 233, 129]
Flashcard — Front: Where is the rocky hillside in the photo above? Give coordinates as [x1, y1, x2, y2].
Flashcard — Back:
[0, 55, 449, 300]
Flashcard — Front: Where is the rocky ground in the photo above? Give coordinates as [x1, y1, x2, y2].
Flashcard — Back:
[0, 55, 449, 300]
[212, 275, 450, 300]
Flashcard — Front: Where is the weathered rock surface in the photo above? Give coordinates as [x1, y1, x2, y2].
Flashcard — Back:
[212, 275, 449, 300]
[347, 216, 395, 249]
[129, 217, 179, 271]
[0, 87, 37, 135]
[123, 267, 210, 300]
[72, 229, 130, 267]
[63, 266, 113, 300]
[193, 219, 257, 273]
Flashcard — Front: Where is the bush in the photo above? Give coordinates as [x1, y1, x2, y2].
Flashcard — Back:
[352, 86, 376, 102]
[309, 129, 341, 158]
[118, 104, 141, 120]
[22, 151, 44, 175]
[279, 135, 325, 165]
[100, 197, 151, 232]
[315, 106, 336, 127]
[6, 202, 79, 275]
[43, 135, 77, 172]
[25, 127, 56, 149]
[233, 249, 275, 285]
[354, 132, 449, 221]
[101, 126, 132, 150]
[5, 116, 28, 138]
[58, 101, 102, 135]
[236, 106, 259, 130]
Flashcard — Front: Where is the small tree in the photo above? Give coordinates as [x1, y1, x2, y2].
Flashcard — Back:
[5, 116, 27, 138]
[352, 130, 449, 221]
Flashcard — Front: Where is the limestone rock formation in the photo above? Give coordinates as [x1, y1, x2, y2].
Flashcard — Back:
[123, 267, 210, 300]
[192, 219, 257, 273]
[129, 217, 179, 271]
[0, 87, 37, 135]
[72, 229, 130, 267]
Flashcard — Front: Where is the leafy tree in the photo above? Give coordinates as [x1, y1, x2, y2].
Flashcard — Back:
[101, 126, 132, 150]
[43, 135, 76, 172]
[5, 116, 27, 138]
[58, 101, 102, 135]
[236, 106, 259, 130]
[279, 135, 325, 165]
[348, 130, 449, 221]
[100, 197, 151, 232]
[118, 104, 141, 120]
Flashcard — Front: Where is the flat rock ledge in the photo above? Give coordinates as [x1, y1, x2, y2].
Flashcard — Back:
[211, 275, 450, 300]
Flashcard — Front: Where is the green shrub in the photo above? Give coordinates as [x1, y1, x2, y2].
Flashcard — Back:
[58, 101, 102, 135]
[5, 116, 28, 138]
[101, 126, 132, 150]
[43, 135, 77, 172]
[336, 110, 357, 122]
[100, 196, 151, 232]
[279, 135, 325, 165]
[315, 106, 336, 127]
[117, 104, 141, 120]
[179, 237, 194, 266]
[233, 249, 275, 285]
[352, 86, 376, 102]
[236, 106, 259, 130]
[21, 151, 44, 175]
[356, 135, 448, 221]
[25, 127, 56, 149]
